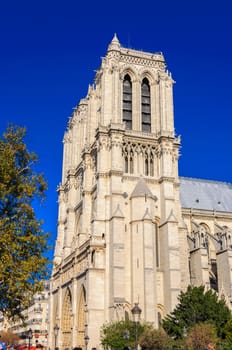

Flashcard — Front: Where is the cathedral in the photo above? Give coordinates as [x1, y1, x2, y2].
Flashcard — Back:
[49, 35, 232, 350]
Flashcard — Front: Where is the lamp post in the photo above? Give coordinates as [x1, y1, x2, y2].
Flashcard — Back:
[123, 330, 130, 350]
[28, 328, 33, 350]
[183, 326, 187, 350]
[54, 324, 59, 350]
[84, 335, 89, 350]
[131, 303, 142, 350]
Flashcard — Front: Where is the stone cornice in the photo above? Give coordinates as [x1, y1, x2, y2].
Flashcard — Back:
[120, 51, 165, 70]
[122, 174, 158, 184]
[157, 131, 175, 140]
[109, 170, 124, 177]
[96, 170, 123, 178]
[158, 176, 175, 183]
[124, 129, 158, 143]
[182, 208, 232, 219]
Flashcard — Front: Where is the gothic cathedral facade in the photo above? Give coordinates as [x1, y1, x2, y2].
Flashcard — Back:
[49, 35, 232, 350]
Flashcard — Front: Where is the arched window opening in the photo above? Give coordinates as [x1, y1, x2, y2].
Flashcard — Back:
[123, 74, 132, 129]
[150, 157, 154, 176]
[125, 156, 129, 173]
[141, 78, 151, 132]
[209, 259, 218, 292]
[129, 156, 133, 174]
[145, 157, 149, 176]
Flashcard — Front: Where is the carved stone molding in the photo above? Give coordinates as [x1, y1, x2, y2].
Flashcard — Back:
[120, 53, 165, 70]
[158, 176, 175, 183]
[98, 135, 110, 151]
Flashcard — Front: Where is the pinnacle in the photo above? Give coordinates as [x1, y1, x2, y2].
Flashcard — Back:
[107, 33, 120, 51]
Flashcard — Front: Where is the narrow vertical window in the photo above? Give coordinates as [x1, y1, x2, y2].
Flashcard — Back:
[130, 155, 133, 174]
[141, 78, 151, 132]
[123, 74, 132, 129]
[155, 223, 159, 267]
[125, 156, 129, 173]
[145, 157, 149, 176]
[150, 157, 154, 177]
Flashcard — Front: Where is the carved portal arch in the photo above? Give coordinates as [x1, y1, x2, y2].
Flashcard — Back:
[76, 285, 86, 348]
[53, 294, 59, 325]
[61, 287, 72, 350]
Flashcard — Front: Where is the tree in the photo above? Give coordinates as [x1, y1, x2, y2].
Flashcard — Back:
[139, 327, 172, 350]
[185, 323, 218, 350]
[100, 320, 148, 350]
[162, 285, 231, 339]
[0, 125, 49, 320]
[223, 318, 232, 348]
[0, 330, 20, 345]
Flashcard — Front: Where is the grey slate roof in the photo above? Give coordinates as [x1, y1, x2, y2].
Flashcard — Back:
[179, 177, 232, 212]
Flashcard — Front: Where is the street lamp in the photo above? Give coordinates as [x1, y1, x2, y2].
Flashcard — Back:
[183, 326, 187, 350]
[123, 330, 130, 341]
[84, 335, 89, 350]
[131, 303, 142, 350]
[183, 326, 187, 338]
[28, 328, 33, 350]
[54, 324, 59, 350]
[123, 330, 130, 350]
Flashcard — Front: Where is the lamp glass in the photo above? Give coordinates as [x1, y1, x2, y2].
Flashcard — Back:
[28, 328, 33, 339]
[54, 324, 59, 337]
[84, 335, 89, 346]
[131, 303, 142, 323]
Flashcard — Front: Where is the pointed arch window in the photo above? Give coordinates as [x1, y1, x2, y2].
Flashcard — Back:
[145, 157, 149, 176]
[141, 78, 151, 132]
[129, 154, 134, 174]
[125, 156, 129, 173]
[150, 156, 154, 177]
[123, 74, 132, 129]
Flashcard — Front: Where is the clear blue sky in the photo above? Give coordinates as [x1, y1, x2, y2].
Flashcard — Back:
[1, 0, 232, 258]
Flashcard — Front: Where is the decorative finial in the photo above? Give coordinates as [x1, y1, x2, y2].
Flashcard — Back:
[107, 33, 120, 52]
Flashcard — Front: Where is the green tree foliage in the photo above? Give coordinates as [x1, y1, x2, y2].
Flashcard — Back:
[139, 327, 172, 350]
[100, 320, 148, 350]
[162, 285, 231, 339]
[185, 323, 218, 350]
[223, 318, 232, 347]
[0, 125, 49, 320]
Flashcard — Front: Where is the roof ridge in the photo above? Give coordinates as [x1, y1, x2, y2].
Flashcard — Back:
[180, 176, 232, 186]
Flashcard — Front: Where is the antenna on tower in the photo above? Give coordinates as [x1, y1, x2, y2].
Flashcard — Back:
[127, 33, 131, 48]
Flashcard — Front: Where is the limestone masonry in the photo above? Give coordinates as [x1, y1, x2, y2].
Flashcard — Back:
[49, 35, 232, 350]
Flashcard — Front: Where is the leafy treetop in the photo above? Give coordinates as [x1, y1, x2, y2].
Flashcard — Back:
[162, 285, 231, 339]
[0, 124, 50, 320]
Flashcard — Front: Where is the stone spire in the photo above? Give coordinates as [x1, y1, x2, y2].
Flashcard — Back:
[107, 33, 120, 51]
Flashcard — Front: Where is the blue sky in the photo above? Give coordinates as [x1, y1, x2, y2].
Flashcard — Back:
[1, 0, 232, 258]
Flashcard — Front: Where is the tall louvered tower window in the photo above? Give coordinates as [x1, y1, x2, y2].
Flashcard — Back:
[141, 78, 151, 132]
[123, 74, 132, 129]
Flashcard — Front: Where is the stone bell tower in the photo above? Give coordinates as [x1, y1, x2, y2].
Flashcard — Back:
[49, 34, 187, 350]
